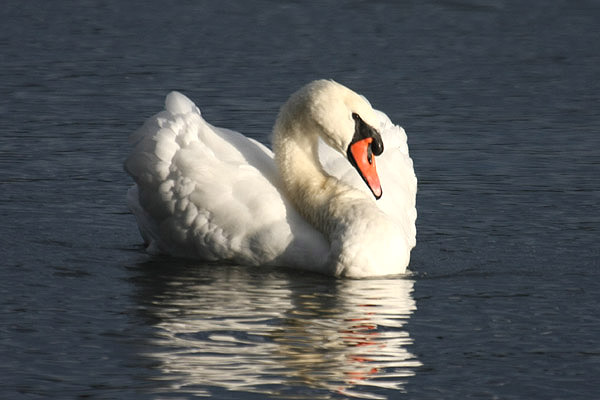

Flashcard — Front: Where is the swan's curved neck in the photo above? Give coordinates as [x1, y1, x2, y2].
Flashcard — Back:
[273, 122, 364, 238]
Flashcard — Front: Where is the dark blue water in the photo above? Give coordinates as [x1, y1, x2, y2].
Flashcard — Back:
[1, 1, 599, 399]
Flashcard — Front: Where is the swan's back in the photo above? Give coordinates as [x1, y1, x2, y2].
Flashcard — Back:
[125, 92, 328, 266]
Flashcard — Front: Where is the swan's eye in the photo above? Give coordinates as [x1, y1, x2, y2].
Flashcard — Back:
[352, 113, 360, 121]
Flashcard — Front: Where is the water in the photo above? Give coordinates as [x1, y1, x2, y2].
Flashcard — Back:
[1, 0, 599, 398]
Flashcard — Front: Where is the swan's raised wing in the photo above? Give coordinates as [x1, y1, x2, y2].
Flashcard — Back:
[125, 92, 327, 266]
[319, 109, 417, 249]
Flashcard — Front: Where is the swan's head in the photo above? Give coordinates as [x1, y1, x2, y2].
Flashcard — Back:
[304, 80, 384, 199]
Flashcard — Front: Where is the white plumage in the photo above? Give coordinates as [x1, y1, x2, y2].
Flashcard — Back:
[125, 80, 416, 277]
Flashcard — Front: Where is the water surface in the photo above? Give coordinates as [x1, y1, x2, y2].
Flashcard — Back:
[1, 1, 599, 399]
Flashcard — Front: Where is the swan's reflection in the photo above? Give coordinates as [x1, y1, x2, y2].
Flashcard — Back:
[132, 260, 420, 399]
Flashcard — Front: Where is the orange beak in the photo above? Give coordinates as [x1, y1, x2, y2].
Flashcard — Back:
[348, 137, 382, 199]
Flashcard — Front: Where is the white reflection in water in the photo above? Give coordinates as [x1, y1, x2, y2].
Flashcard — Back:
[136, 264, 420, 399]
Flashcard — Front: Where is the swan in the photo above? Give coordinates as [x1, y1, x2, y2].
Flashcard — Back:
[125, 80, 417, 278]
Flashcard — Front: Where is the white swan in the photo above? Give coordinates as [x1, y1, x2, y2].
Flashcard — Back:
[125, 80, 417, 278]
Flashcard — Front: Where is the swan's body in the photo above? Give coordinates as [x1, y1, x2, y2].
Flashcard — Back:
[125, 80, 416, 277]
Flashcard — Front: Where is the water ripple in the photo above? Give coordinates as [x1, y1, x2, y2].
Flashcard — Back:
[131, 263, 420, 399]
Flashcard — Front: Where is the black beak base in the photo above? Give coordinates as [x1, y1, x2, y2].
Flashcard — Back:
[351, 113, 383, 155]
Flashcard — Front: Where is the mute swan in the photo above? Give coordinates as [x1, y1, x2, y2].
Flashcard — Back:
[125, 80, 417, 278]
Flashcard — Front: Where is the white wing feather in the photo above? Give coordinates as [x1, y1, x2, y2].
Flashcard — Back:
[125, 92, 328, 268]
